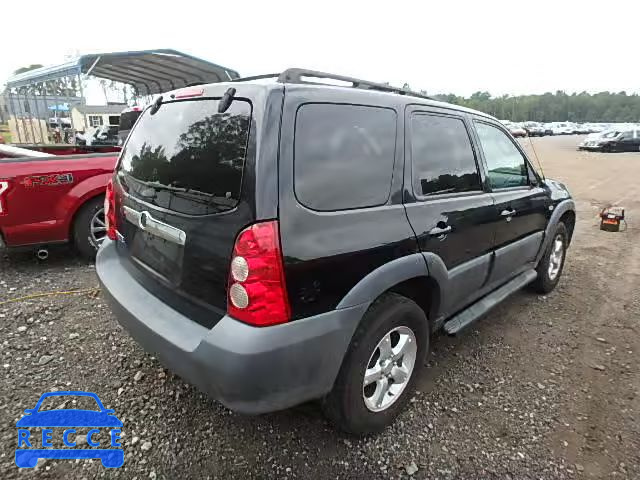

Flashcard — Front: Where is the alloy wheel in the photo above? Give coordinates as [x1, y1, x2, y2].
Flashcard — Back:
[547, 234, 564, 280]
[362, 326, 417, 412]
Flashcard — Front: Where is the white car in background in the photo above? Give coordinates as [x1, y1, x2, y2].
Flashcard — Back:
[548, 122, 574, 135]
[578, 129, 623, 150]
[584, 123, 606, 133]
[575, 124, 592, 134]
[523, 121, 546, 136]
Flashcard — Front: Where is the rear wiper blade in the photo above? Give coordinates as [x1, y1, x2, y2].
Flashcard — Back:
[130, 178, 234, 211]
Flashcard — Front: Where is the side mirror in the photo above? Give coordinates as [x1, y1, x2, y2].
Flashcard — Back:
[529, 175, 540, 187]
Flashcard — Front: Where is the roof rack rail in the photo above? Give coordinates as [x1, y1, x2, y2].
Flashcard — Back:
[278, 68, 433, 100]
[232, 68, 433, 100]
[232, 73, 280, 83]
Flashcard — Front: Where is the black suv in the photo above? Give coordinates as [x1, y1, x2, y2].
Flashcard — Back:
[97, 69, 575, 434]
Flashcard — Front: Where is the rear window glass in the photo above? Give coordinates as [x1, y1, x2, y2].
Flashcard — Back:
[294, 103, 396, 211]
[119, 99, 251, 215]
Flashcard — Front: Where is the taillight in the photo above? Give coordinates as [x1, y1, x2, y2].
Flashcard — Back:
[104, 179, 117, 240]
[227, 221, 291, 327]
[0, 180, 9, 215]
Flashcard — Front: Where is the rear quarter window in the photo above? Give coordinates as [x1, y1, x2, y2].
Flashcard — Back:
[294, 103, 397, 211]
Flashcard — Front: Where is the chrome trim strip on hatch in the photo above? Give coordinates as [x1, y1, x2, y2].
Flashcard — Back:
[123, 206, 187, 246]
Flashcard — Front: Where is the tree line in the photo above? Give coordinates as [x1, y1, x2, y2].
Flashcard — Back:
[11, 64, 639, 123]
[429, 91, 640, 123]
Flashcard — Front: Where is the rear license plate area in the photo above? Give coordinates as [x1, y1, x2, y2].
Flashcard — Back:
[129, 229, 184, 285]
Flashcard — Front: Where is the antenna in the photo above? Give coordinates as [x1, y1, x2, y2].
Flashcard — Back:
[526, 132, 546, 180]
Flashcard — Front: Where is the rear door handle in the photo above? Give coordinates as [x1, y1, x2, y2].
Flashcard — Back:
[428, 225, 452, 236]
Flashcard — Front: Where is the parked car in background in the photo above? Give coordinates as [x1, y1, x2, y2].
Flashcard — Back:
[97, 69, 576, 435]
[575, 124, 591, 134]
[548, 122, 574, 135]
[543, 123, 554, 136]
[0, 147, 118, 258]
[523, 122, 545, 136]
[579, 129, 640, 152]
[510, 123, 527, 137]
[501, 121, 527, 137]
[583, 123, 605, 133]
[579, 129, 620, 149]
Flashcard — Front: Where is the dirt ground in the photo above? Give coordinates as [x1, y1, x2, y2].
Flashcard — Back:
[1, 135, 638, 479]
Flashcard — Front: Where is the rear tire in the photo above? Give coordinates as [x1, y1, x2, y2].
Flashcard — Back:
[73, 196, 106, 260]
[532, 222, 568, 294]
[323, 293, 429, 435]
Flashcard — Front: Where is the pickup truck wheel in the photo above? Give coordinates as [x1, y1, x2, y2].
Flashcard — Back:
[323, 293, 429, 435]
[532, 222, 568, 294]
[73, 196, 106, 260]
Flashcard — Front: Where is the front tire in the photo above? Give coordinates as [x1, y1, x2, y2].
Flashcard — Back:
[532, 222, 568, 293]
[323, 293, 429, 435]
[73, 196, 106, 260]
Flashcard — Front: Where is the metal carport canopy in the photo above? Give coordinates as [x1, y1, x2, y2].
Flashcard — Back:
[6, 49, 240, 94]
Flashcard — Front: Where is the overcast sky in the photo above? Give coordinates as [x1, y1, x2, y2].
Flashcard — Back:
[3, 0, 639, 101]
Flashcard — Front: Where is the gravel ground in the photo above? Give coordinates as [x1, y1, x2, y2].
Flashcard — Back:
[1, 135, 639, 479]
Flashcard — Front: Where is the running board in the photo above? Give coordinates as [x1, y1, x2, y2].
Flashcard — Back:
[443, 269, 538, 335]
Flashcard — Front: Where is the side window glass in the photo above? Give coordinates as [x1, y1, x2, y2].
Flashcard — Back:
[410, 114, 481, 196]
[620, 131, 633, 141]
[294, 103, 397, 211]
[475, 122, 529, 189]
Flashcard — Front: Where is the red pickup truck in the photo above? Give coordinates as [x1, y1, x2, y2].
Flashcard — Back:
[0, 146, 119, 259]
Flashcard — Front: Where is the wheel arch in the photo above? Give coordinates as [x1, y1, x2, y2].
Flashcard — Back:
[336, 253, 443, 332]
[386, 276, 441, 331]
[559, 210, 576, 244]
[53, 172, 111, 242]
[68, 191, 105, 244]
[535, 199, 576, 263]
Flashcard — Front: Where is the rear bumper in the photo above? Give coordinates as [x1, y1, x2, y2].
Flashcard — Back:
[96, 240, 366, 414]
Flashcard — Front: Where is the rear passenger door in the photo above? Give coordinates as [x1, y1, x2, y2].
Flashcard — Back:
[473, 120, 548, 284]
[403, 108, 496, 316]
[278, 93, 419, 320]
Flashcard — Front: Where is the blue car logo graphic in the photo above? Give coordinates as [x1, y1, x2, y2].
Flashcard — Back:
[15, 391, 123, 468]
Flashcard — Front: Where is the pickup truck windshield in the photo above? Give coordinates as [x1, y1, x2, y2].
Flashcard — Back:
[118, 98, 251, 215]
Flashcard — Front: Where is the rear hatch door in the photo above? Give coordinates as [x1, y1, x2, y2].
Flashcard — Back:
[115, 92, 255, 327]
